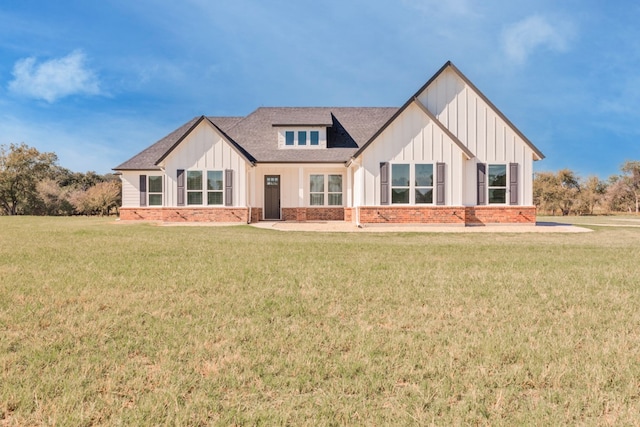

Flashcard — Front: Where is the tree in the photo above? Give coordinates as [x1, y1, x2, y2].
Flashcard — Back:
[0, 143, 58, 215]
[70, 181, 121, 216]
[621, 161, 640, 213]
[533, 169, 582, 215]
[576, 175, 607, 215]
[533, 171, 562, 214]
[36, 178, 74, 215]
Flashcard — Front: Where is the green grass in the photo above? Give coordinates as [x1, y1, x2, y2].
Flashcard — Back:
[1, 217, 640, 425]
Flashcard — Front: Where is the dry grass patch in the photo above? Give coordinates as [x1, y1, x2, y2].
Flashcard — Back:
[1, 217, 640, 424]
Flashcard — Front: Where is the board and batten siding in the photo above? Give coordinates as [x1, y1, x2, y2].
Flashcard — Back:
[161, 121, 248, 207]
[416, 68, 535, 205]
[357, 102, 466, 206]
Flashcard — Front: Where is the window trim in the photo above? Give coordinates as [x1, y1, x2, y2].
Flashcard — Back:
[389, 163, 435, 205]
[148, 175, 163, 206]
[278, 128, 326, 149]
[308, 173, 344, 207]
[487, 163, 508, 205]
[207, 170, 224, 206]
[185, 170, 225, 206]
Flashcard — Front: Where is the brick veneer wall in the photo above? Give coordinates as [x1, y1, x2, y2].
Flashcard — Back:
[120, 206, 535, 225]
[357, 206, 466, 224]
[464, 206, 536, 224]
[355, 206, 536, 225]
[282, 207, 345, 221]
[119, 207, 249, 222]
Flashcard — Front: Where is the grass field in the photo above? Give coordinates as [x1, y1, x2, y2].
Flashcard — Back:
[1, 217, 640, 425]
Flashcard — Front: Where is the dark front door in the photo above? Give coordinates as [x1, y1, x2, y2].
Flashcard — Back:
[264, 175, 281, 220]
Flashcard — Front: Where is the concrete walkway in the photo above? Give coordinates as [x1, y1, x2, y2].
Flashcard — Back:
[248, 221, 591, 233]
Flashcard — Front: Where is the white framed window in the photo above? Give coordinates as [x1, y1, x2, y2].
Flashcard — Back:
[187, 170, 224, 205]
[309, 174, 343, 206]
[207, 171, 223, 205]
[148, 176, 163, 206]
[488, 164, 507, 204]
[415, 164, 433, 204]
[278, 129, 325, 149]
[391, 163, 434, 204]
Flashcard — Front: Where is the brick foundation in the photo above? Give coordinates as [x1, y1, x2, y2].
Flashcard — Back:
[119, 207, 250, 223]
[282, 207, 345, 221]
[357, 206, 466, 224]
[120, 205, 536, 225]
[464, 206, 536, 225]
[354, 206, 536, 225]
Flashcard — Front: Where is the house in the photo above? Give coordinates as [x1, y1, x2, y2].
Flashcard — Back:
[114, 61, 544, 225]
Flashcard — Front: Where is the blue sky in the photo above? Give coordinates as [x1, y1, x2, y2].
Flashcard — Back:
[1, 0, 639, 178]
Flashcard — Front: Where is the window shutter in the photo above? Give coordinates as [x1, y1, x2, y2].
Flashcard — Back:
[477, 163, 486, 205]
[436, 162, 445, 205]
[177, 169, 185, 206]
[380, 162, 389, 205]
[509, 163, 519, 205]
[139, 175, 147, 207]
[225, 169, 233, 206]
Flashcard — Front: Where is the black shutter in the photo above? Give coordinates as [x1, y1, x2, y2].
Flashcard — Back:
[177, 169, 185, 206]
[225, 169, 233, 206]
[477, 163, 486, 205]
[380, 162, 389, 205]
[509, 163, 519, 205]
[139, 175, 147, 207]
[436, 162, 445, 205]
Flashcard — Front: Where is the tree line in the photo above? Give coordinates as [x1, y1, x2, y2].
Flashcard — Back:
[534, 161, 640, 215]
[0, 143, 120, 216]
[2, 142, 639, 217]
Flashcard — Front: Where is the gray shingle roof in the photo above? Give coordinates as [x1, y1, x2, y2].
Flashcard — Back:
[114, 107, 397, 170]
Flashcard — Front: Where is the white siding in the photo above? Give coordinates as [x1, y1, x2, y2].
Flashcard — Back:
[120, 171, 145, 207]
[161, 121, 249, 207]
[357, 103, 466, 206]
[253, 164, 346, 209]
[415, 68, 536, 205]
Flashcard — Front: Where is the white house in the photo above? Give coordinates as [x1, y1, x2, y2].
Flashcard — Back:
[114, 61, 544, 225]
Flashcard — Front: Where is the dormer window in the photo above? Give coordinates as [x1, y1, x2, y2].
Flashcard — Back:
[278, 128, 326, 149]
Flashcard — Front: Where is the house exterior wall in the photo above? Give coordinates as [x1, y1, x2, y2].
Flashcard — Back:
[253, 163, 347, 219]
[120, 170, 153, 207]
[356, 103, 467, 207]
[162, 122, 248, 207]
[119, 122, 250, 209]
[416, 68, 535, 205]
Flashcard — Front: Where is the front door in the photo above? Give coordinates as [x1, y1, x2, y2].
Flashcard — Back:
[264, 175, 281, 219]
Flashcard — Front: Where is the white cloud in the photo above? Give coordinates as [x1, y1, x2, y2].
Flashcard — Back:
[8, 50, 101, 102]
[502, 15, 574, 64]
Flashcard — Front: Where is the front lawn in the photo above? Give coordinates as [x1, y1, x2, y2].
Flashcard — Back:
[1, 217, 639, 424]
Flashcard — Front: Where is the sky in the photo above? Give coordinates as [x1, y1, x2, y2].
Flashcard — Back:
[1, 0, 639, 178]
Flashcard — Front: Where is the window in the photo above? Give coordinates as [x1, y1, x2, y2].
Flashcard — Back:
[148, 176, 163, 206]
[207, 171, 223, 205]
[415, 164, 433, 204]
[390, 163, 435, 204]
[285, 131, 294, 146]
[279, 129, 324, 148]
[309, 174, 343, 206]
[391, 164, 410, 204]
[187, 171, 203, 205]
[328, 175, 342, 205]
[488, 164, 507, 204]
[186, 170, 224, 205]
[310, 175, 324, 205]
